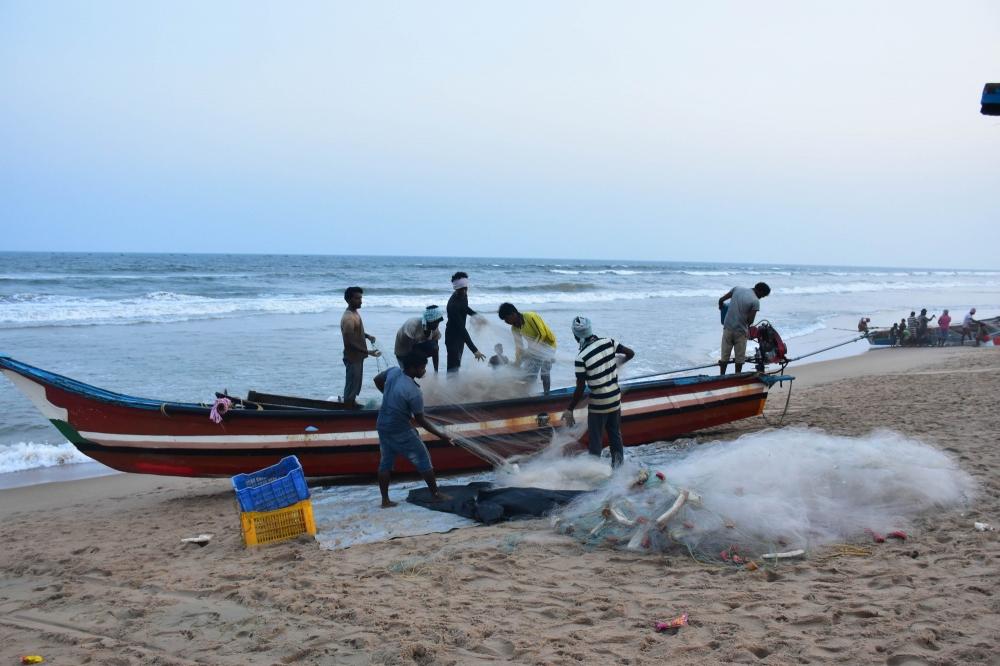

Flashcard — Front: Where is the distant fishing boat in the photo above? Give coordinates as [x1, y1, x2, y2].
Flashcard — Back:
[982, 82, 1000, 116]
[866, 316, 1000, 347]
[0, 356, 785, 479]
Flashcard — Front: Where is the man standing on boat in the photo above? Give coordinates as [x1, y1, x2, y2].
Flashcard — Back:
[718, 282, 770, 375]
[498, 302, 557, 395]
[937, 309, 952, 346]
[562, 316, 634, 468]
[394, 306, 444, 371]
[373, 353, 453, 508]
[961, 308, 980, 345]
[916, 308, 936, 345]
[341, 286, 380, 408]
[445, 271, 486, 373]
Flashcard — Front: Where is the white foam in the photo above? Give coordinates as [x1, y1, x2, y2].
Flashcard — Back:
[0, 441, 94, 474]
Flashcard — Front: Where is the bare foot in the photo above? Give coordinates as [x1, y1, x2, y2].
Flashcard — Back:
[381, 500, 398, 508]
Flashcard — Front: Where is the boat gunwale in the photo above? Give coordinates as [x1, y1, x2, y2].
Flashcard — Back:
[0, 355, 766, 419]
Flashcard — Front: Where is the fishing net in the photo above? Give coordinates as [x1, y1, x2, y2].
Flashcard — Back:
[551, 428, 976, 564]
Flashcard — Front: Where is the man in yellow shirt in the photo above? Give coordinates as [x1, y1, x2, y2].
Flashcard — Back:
[498, 302, 557, 395]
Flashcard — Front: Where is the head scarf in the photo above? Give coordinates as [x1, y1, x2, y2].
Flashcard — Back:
[423, 305, 444, 325]
[571, 316, 593, 346]
[452, 276, 470, 290]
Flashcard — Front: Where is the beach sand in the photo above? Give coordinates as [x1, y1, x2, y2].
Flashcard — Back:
[1, 347, 998, 665]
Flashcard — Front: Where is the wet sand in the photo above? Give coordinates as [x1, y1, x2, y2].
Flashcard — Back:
[1, 347, 998, 665]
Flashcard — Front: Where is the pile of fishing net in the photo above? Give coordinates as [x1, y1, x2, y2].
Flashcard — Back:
[550, 464, 792, 564]
[549, 428, 976, 565]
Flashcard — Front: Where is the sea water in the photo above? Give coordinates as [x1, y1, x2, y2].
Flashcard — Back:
[1, 251, 998, 487]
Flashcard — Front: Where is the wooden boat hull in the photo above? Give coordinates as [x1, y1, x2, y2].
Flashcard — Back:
[1, 356, 774, 478]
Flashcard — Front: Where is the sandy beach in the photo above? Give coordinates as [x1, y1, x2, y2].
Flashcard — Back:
[1, 347, 998, 665]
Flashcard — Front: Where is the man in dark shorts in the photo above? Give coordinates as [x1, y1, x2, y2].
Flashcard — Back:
[373, 353, 454, 508]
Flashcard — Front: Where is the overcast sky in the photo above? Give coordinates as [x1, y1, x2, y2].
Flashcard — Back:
[1, 1, 998, 268]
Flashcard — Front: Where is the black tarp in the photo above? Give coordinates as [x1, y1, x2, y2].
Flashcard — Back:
[407, 481, 585, 524]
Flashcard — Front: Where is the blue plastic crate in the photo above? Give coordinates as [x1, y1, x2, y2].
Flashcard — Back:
[232, 456, 310, 512]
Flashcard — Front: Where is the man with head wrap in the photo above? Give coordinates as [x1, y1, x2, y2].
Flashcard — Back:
[394, 305, 444, 372]
[562, 316, 634, 468]
[445, 271, 487, 373]
[498, 302, 557, 395]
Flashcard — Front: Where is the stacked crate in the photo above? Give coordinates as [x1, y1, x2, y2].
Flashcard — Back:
[231, 456, 315, 546]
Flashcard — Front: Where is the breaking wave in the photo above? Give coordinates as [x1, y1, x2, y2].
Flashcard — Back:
[0, 442, 94, 474]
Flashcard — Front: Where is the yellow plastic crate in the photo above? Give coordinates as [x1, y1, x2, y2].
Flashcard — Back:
[240, 499, 316, 546]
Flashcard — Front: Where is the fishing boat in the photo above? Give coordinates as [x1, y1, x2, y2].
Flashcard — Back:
[866, 316, 1000, 347]
[0, 356, 788, 478]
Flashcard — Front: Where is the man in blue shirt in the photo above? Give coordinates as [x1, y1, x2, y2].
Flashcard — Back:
[373, 352, 454, 508]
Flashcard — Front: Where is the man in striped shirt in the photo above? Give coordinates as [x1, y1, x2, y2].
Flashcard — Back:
[562, 316, 635, 468]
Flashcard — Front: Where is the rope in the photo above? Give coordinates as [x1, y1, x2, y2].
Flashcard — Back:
[622, 332, 869, 385]
[371, 340, 390, 373]
[760, 378, 794, 426]
[784, 333, 868, 363]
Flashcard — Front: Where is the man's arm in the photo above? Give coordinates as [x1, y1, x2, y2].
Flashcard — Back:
[562, 376, 587, 426]
[373, 370, 389, 393]
[746, 308, 758, 328]
[616, 343, 635, 363]
[462, 327, 480, 356]
[718, 289, 734, 309]
[413, 413, 452, 444]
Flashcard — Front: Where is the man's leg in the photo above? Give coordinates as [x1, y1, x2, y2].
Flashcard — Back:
[733, 331, 748, 374]
[720, 330, 734, 375]
[521, 356, 542, 390]
[445, 341, 463, 373]
[343, 359, 363, 406]
[587, 410, 605, 457]
[606, 410, 625, 468]
[403, 434, 449, 500]
[540, 361, 552, 395]
[377, 435, 397, 507]
[378, 470, 396, 508]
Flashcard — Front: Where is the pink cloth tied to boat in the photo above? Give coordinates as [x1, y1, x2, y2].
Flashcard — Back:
[210, 397, 233, 424]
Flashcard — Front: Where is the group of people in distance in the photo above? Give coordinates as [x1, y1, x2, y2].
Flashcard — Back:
[862, 307, 984, 347]
[339, 271, 637, 507]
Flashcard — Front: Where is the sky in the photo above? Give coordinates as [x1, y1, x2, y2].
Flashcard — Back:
[1, 1, 999, 268]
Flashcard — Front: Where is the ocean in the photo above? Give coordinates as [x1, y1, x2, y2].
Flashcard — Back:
[1, 251, 998, 488]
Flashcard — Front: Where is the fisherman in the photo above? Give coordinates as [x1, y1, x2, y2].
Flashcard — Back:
[916, 308, 936, 345]
[340, 286, 380, 408]
[889, 322, 899, 347]
[937, 309, 952, 346]
[373, 353, 453, 508]
[906, 311, 918, 345]
[857, 317, 871, 334]
[961, 308, 979, 345]
[898, 318, 910, 345]
[498, 302, 557, 395]
[488, 343, 510, 369]
[394, 305, 444, 371]
[717, 282, 771, 374]
[445, 271, 486, 372]
[562, 316, 634, 468]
